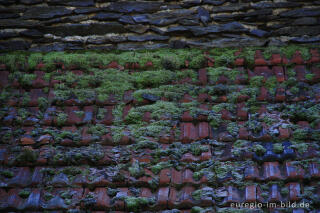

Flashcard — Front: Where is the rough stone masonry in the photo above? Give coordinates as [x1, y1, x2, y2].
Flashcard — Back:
[0, 0, 320, 51]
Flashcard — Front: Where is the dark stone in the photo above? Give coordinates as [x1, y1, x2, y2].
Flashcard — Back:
[0, 19, 40, 28]
[187, 37, 266, 48]
[142, 94, 160, 102]
[128, 35, 169, 42]
[23, 190, 40, 209]
[20, 29, 43, 38]
[117, 43, 169, 51]
[92, 13, 121, 20]
[125, 25, 148, 34]
[63, 15, 88, 23]
[20, 0, 43, 4]
[220, 22, 248, 32]
[273, 26, 320, 36]
[0, 0, 16, 5]
[0, 7, 27, 13]
[212, 3, 249, 12]
[87, 35, 127, 44]
[149, 10, 195, 26]
[182, 0, 201, 8]
[282, 142, 296, 160]
[250, 29, 269, 38]
[280, 8, 320, 17]
[197, 7, 211, 26]
[0, 40, 31, 51]
[87, 36, 106, 44]
[167, 26, 190, 34]
[29, 43, 83, 52]
[203, 0, 226, 6]
[23, 7, 73, 20]
[290, 36, 320, 43]
[119, 15, 135, 24]
[149, 13, 178, 26]
[252, 2, 301, 9]
[132, 14, 149, 23]
[0, 31, 18, 39]
[179, 18, 199, 26]
[170, 40, 187, 49]
[245, 9, 273, 17]
[42, 23, 126, 36]
[47, 0, 94, 7]
[87, 44, 115, 50]
[0, 13, 20, 19]
[43, 196, 68, 209]
[213, 14, 239, 22]
[74, 7, 100, 14]
[267, 38, 286, 46]
[107, 2, 162, 13]
[150, 27, 166, 35]
[213, 10, 273, 22]
[221, 33, 246, 39]
[292, 17, 318, 26]
[189, 25, 220, 36]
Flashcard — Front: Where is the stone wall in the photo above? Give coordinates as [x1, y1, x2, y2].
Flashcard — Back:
[0, 0, 320, 51]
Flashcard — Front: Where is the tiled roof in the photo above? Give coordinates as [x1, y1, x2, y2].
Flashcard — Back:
[0, 46, 320, 212]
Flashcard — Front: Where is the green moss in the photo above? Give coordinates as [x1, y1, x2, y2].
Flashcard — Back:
[133, 140, 159, 150]
[176, 69, 198, 82]
[16, 148, 38, 163]
[273, 143, 283, 154]
[123, 196, 154, 212]
[262, 115, 276, 126]
[96, 108, 107, 120]
[1, 170, 14, 178]
[0, 45, 314, 72]
[292, 128, 309, 141]
[111, 126, 125, 143]
[19, 73, 36, 87]
[128, 161, 145, 178]
[281, 187, 289, 196]
[249, 76, 264, 87]
[43, 192, 54, 201]
[112, 104, 124, 126]
[247, 119, 262, 134]
[227, 122, 239, 136]
[208, 113, 222, 128]
[263, 46, 281, 60]
[74, 110, 84, 118]
[210, 47, 237, 67]
[57, 112, 68, 126]
[212, 103, 235, 113]
[133, 84, 193, 102]
[0, 52, 27, 72]
[280, 45, 311, 61]
[189, 54, 206, 69]
[232, 140, 250, 157]
[208, 67, 240, 82]
[38, 97, 48, 111]
[265, 76, 278, 95]
[17, 108, 30, 122]
[251, 144, 266, 156]
[291, 141, 309, 154]
[19, 189, 31, 199]
[161, 55, 183, 70]
[305, 73, 315, 81]
[151, 161, 172, 174]
[95, 69, 133, 101]
[193, 170, 205, 181]
[27, 53, 43, 70]
[128, 101, 182, 123]
[62, 167, 82, 176]
[148, 176, 159, 191]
